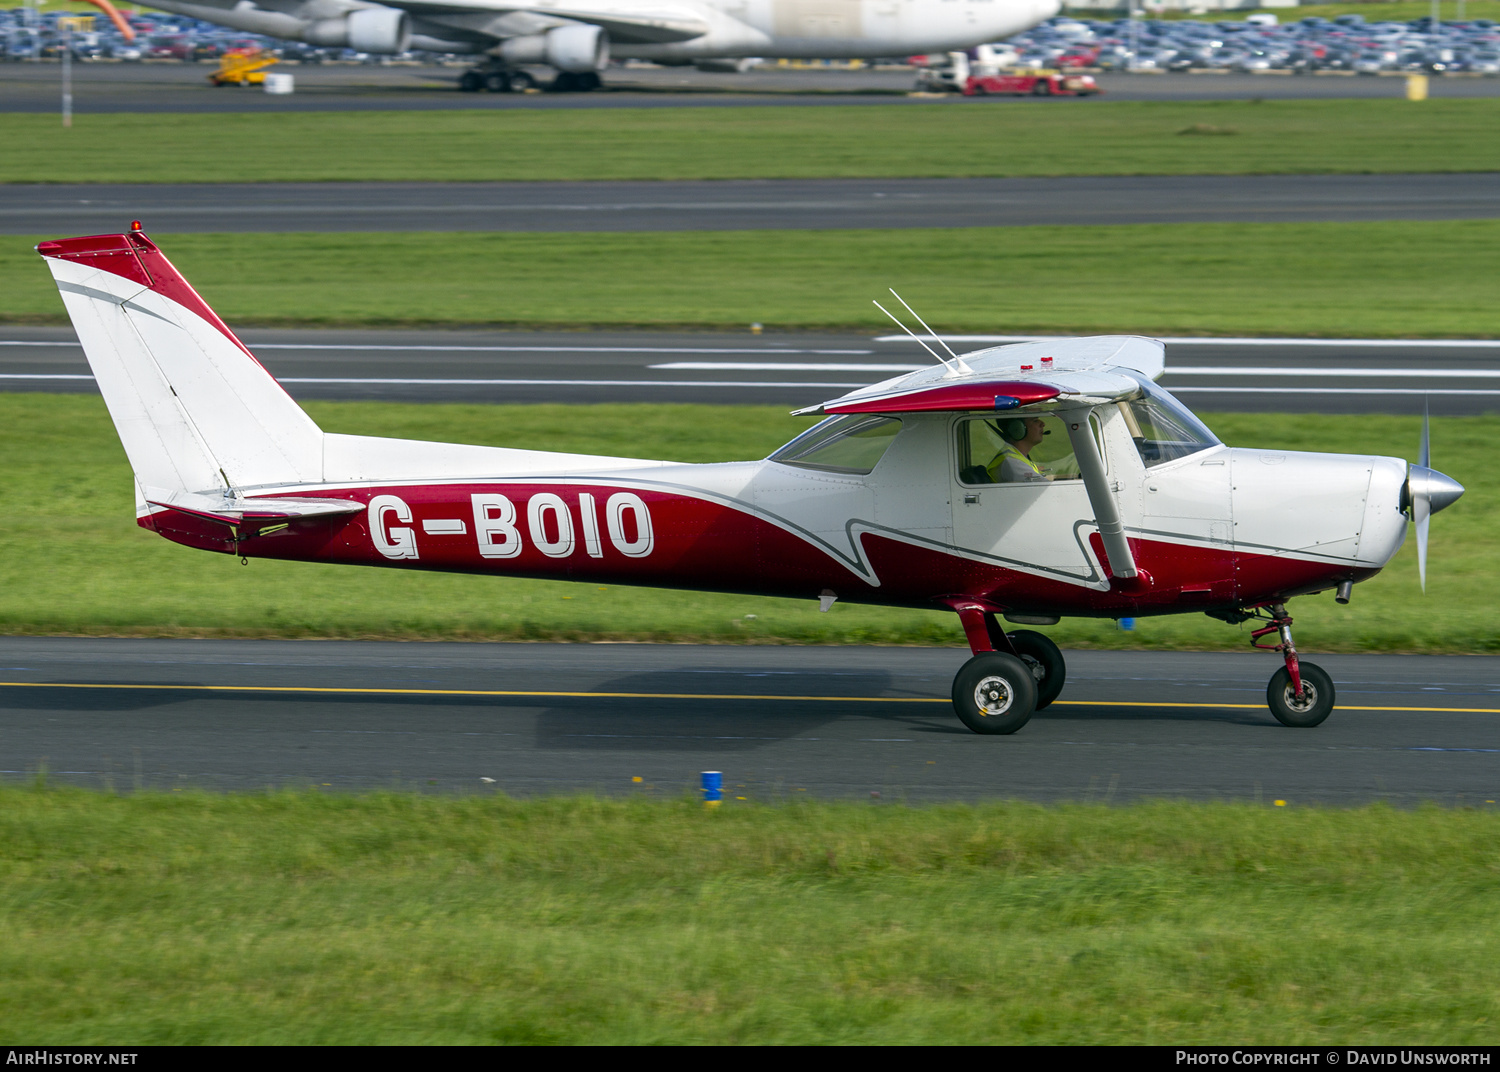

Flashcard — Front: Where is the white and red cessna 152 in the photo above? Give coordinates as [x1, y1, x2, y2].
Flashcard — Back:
[40, 228, 1466, 734]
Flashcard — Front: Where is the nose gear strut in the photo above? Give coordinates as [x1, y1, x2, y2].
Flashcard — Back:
[1251, 603, 1303, 698]
[1245, 603, 1336, 728]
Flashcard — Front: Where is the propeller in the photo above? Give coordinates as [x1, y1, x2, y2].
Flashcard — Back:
[1402, 399, 1466, 591]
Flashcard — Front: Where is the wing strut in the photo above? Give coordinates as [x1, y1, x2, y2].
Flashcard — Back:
[1065, 412, 1138, 582]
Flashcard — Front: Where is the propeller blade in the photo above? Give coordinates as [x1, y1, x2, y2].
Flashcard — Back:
[1415, 399, 1431, 591]
[1420, 397, 1430, 470]
[1415, 487, 1430, 593]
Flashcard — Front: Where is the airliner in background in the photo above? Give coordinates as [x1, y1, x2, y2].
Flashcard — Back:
[137, 0, 1061, 91]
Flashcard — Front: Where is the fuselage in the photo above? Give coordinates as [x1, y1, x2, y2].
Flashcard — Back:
[144, 407, 1409, 620]
[139, 0, 1061, 60]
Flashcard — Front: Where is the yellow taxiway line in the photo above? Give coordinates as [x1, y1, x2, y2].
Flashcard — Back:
[1, 681, 1497, 715]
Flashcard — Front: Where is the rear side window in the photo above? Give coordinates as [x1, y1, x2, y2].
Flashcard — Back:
[770, 415, 902, 475]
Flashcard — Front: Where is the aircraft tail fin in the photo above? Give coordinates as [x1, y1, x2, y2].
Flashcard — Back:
[37, 230, 323, 511]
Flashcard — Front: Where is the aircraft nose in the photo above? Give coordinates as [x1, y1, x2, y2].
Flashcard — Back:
[1404, 465, 1466, 516]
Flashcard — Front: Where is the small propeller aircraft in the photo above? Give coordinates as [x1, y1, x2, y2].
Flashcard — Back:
[39, 228, 1466, 734]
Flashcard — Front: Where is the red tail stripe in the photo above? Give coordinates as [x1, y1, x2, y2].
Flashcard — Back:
[37, 231, 257, 360]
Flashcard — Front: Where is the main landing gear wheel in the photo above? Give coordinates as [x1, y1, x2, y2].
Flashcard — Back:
[952, 653, 1038, 735]
[1007, 630, 1066, 710]
[458, 70, 484, 92]
[550, 71, 600, 92]
[1267, 662, 1335, 728]
[509, 70, 538, 91]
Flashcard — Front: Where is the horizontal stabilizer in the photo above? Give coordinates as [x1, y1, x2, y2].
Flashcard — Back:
[145, 490, 363, 526]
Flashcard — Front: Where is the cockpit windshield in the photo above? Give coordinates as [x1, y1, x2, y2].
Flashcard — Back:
[1119, 379, 1220, 467]
[769, 415, 902, 475]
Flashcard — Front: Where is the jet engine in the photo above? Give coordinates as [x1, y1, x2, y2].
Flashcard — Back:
[303, 8, 411, 54]
[499, 25, 609, 73]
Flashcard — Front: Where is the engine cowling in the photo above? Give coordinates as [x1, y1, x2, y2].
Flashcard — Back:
[500, 25, 609, 73]
[302, 8, 411, 54]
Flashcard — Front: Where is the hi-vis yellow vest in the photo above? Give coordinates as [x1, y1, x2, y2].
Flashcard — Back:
[987, 443, 1044, 482]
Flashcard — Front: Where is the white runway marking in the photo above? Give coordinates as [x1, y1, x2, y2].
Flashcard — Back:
[652, 362, 927, 372]
[1168, 367, 1500, 378]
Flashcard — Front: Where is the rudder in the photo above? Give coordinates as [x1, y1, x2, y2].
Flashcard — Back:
[38, 230, 323, 508]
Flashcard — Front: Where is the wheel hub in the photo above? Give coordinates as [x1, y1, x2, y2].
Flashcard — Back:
[1281, 682, 1318, 713]
[973, 675, 1014, 716]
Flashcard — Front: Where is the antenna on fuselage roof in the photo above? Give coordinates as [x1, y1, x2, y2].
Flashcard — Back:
[872, 290, 973, 378]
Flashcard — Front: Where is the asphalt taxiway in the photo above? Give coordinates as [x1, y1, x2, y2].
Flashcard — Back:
[4, 61, 1500, 111]
[7, 173, 1500, 234]
[4, 326, 1498, 413]
[3, 638, 1496, 804]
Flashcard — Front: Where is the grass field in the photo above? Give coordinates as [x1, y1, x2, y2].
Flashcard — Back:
[2, 788, 1497, 1044]
[3, 98, 1499, 184]
[2, 394, 1492, 652]
[10, 220, 1500, 336]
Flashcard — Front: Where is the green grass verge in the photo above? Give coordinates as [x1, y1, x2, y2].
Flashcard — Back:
[11, 221, 1500, 336]
[3, 788, 1499, 1044]
[2, 394, 1493, 652]
[3, 99, 1499, 184]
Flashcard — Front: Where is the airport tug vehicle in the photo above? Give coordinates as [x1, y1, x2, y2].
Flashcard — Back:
[38, 229, 1465, 734]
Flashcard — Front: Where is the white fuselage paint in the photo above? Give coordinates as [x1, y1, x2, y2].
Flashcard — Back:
[139, 0, 1061, 61]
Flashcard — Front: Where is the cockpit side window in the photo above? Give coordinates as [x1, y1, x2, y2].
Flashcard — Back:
[1120, 381, 1220, 468]
[770, 414, 902, 475]
[956, 413, 1082, 486]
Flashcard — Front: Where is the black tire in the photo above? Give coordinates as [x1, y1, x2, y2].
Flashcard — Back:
[952, 653, 1038, 735]
[458, 70, 484, 92]
[1008, 630, 1066, 710]
[484, 71, 509, 93]
[1267, 662, 1335, 728]
[509, 70, 537, 91]
[1032, 80, 1052, 96]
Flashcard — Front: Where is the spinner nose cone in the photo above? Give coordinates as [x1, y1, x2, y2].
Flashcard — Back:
[1405, 465, 1466, 516]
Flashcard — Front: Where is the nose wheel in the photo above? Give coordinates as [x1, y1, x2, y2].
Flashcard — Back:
[1250, 604, 1336, 727]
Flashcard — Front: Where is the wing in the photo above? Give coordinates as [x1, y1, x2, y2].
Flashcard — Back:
[793, 336, 1166, 416]
[386, 0, 711, 44]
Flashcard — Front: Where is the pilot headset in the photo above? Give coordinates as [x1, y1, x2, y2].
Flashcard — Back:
[997, 418, 1029, 442]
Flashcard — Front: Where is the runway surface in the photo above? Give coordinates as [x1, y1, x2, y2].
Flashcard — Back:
[8, 173, 1500, 234]
[4, 326, 1499, 413]
[4, 61, 1499, 112]
[3, 638, 1496, 804]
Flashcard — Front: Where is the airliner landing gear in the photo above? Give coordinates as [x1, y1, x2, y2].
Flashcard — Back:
[550, 71, 601, 92]
[457, 63, 541, 93]
[1250, 604, 1335, 727]
[944, 602, 1066, 734]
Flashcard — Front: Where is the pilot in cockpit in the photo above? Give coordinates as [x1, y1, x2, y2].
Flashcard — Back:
[988, 416, 1052, 483]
